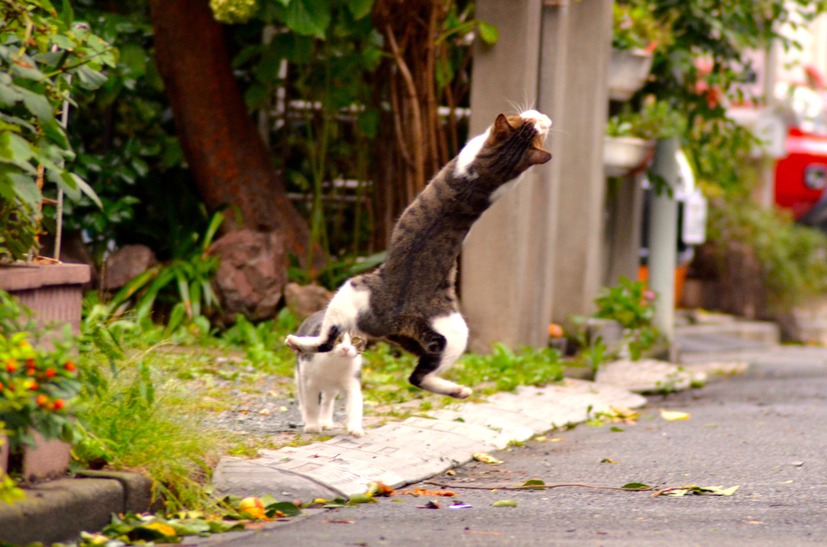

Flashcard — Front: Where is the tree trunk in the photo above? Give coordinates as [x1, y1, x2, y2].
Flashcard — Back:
[148, 0, 312, 260]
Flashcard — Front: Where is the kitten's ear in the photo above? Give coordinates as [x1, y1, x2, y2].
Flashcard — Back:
[528, 148, 552, 165]
[493, 113, 512, 138]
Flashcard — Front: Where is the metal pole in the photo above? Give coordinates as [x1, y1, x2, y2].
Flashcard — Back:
[648, 136, 680, 341]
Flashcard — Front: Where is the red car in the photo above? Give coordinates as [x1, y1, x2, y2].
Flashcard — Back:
[775, 127, 827, 225]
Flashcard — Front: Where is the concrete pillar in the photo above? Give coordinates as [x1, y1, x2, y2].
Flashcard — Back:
[549, 0, 613, 326]
[461, 0, 612, 352]
[460, 0, 550, 352]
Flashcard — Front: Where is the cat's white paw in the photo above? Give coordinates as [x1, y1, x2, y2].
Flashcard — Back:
[285, 335, 302, 353]
[347, 426, 365, 438]
[304, 423, 322, 434]
[319, 420, 335, 430]
[452, 386, 473, 400]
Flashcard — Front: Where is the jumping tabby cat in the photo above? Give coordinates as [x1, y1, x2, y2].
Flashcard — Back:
[286, 109, 552, 399]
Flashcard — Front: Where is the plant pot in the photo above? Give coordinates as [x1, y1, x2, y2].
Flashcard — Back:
[604, 136, 655, 177]
[608, 48, 654, 101]
[0, 263, 90, 345]
[21, 430, 71, 482]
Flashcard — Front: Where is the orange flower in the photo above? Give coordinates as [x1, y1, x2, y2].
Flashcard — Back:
[64, 360, 76, 372]
[6, 358, 18, 373]
[45, 368, 55, 378]
[547, 323, 564, 338]
[28, 381, 38, 391]
[53, 399, 65, 411]
[36, 394, 49, 408]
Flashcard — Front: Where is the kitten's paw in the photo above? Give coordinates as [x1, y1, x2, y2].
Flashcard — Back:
[304, 424, 322, 434]
[451, 386, 473, 400]
[319, 420, 335, 430]
[347, 426, 365, 438]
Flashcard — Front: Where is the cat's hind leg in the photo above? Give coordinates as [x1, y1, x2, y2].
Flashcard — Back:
[285, 281, 369, 353]
[408, 312, 472, 399]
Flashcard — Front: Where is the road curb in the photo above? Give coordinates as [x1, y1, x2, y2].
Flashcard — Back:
[0, 471, 152, 545]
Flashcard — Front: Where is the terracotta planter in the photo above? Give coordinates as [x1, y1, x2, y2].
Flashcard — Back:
[0, 263, 90, 344]
[608, 48, 654, 101]
[21, 431, 72, 482]
[604, 135, 655, 177]
[0, 264, 88, 480]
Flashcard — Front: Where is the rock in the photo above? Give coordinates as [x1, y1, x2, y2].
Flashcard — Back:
[595, 359, 706, 394]
[209, 230, 287, 322]
[284, 283, 332, 320]
[103, 244, 158, 290]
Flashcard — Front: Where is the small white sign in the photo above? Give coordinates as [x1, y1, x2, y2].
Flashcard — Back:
[682, 191, 708, 245]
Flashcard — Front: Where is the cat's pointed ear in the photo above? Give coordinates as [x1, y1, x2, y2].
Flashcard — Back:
[493, 113, 512, 137]
[528, 147, 552, 165]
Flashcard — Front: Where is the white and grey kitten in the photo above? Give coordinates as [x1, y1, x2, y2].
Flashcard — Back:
[293, 310, 366, 437]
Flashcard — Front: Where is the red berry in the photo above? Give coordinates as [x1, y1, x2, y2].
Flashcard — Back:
[6, 359, 17, 373]
[28, 381, 38, 391]
[64, 360, 76, 372]
[26, 358, 35, 369]
[53, 399, 65, 410]
[36, 394, 49, 408]
[45, 368, 55, 378]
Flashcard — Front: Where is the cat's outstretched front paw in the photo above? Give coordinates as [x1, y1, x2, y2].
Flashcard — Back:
[285, 335, 305, 354]
[451, 386, 473, 400]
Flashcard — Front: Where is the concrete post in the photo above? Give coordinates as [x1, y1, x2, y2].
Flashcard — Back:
[460, 0, 551, 352]
[549, 0, 613, 326]
[648, 137, 680, 340]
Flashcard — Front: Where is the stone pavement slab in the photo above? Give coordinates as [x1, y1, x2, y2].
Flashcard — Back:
[212, 378, 649, 500]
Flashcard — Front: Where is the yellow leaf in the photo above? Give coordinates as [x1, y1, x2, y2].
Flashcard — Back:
[143, 522, 177, 537]
[660, 409, 691, 421]
[473, 452, 503, 465]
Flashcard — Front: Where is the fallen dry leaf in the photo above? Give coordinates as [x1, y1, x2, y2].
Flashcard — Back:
[660, 409, 691, 421]
[473, 452, 504, 465]
[417, 500, 441, 509]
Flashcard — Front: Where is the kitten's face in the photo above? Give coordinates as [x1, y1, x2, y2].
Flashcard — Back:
[333, 333, 366, 358]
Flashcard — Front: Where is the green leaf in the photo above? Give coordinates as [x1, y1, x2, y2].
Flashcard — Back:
[477, 21, 499, 45]
[70, 173, 103, 208]
[285, 0, 331, 38]
[75, 65, 108, 90]
[0, 82, 22, 108]
[10, 173, 41, 207]
[59, 0, 75, 28]
[621, 482, 651, 490]
[347, 0, 374, 20]
[521, 479, 546, 490]
[265, 501, 301, 517]
[491, 499, 518, 507]
[41, 118, 70, 149]
[17, 87, 55, 122]
[0, 132, 33, 166]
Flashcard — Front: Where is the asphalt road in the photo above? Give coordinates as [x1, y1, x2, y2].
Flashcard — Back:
[206, 348, 827, 546]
